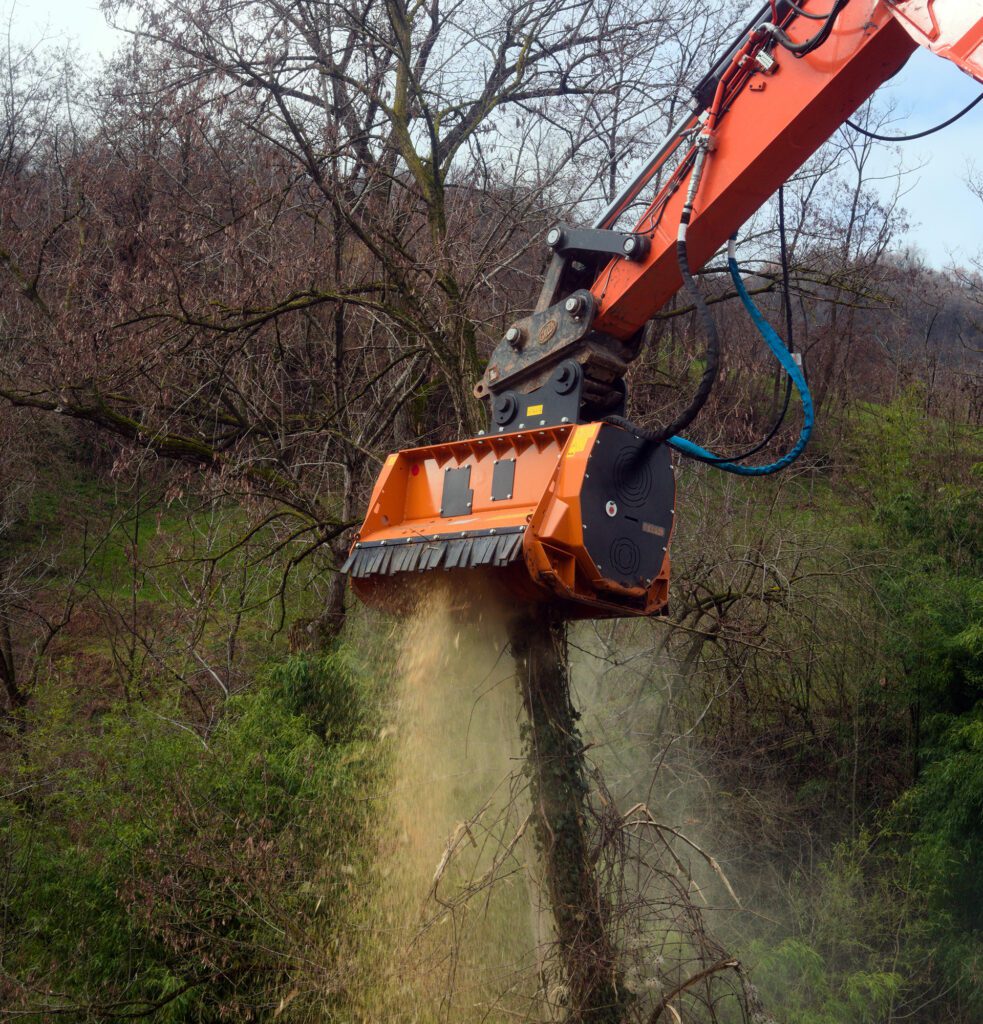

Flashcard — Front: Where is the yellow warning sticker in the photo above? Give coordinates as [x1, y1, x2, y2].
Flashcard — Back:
[565, 425, 593, 458]
[526, 404, 544, 416]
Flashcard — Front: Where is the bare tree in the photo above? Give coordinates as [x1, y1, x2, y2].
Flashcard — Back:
[0, 0, 734, 640]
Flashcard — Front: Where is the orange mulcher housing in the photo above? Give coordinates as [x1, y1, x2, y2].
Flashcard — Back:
[345, 0, 982, 620]
[343, 422, 675, 619]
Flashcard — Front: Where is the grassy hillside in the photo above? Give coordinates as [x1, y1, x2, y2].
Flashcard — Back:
[1, 390, 980, 1022]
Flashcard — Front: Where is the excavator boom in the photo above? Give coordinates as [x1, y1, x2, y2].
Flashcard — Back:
[345, 0, 983, 619]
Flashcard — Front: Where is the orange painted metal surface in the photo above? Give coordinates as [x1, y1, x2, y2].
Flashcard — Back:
[348, 424, 673, 619]
[591, 3, 919, 339]
[889, 0, 983, 81]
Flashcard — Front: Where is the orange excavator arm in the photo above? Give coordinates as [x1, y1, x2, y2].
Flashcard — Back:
[475, 0, 983, 405]
[347, 0, 983, 621]
[594, 0, 983, 340]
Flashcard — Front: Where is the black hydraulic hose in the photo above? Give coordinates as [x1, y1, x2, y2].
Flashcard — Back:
[784, 0, 834, 19]
[846, 91, 983, 142]
[763, 0, 848, 57]
[691, 1, 775, 112]
[604, 144, 720, 446]
[778, 185, 794, 350]
[692, 190, 796, 466]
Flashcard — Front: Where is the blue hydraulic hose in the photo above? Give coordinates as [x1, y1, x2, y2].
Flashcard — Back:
[668, 244, 813, 475]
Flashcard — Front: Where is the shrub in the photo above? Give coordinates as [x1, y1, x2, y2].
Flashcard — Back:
[0, 649, 379, 1020]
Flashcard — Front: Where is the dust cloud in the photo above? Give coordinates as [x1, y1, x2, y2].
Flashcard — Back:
[349, 605, 745, 1022]
[353, 591, 546, 1023]
[568, 618, 750, 1004]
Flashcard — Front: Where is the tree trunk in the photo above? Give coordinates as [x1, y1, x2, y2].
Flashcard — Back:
[508, 609, 630, 1023]
[0, 608, 26, 711]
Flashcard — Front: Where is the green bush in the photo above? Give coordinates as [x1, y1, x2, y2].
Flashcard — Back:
[748, 836, 927, 1024]
[0, 649, 379, 1021]
[753, 936, 904, 1024]
[739, 393, 983, 1023]
[852, 397, 981, 1017]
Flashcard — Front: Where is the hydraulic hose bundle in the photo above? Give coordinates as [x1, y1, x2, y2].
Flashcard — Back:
[762, 0, 850, 56]
[606, 134, 812, 476]
[603, 1, 822, 473]
[668, 240, 814, 476]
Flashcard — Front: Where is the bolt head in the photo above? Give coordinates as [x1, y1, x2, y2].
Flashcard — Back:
[623, 236, 637, 255]
[546, 227, 562, 247]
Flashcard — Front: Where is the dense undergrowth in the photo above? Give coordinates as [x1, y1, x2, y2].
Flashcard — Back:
[1, 648, 383, 1020]
[0, 390, 980, 1022]
[709, 392, 983, 1023]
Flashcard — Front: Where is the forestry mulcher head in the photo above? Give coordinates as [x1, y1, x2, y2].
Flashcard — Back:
[343, 362, 675, 620]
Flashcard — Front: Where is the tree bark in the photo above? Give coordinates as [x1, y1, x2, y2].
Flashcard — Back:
[508, 609, 630, 1023]
[0, 608, 26, 710]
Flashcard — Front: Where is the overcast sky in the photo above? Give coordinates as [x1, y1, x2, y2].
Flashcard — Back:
[7, 0, 982, 269]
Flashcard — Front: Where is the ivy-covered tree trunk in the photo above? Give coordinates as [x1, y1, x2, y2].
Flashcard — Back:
[508, 610, 630, 1023]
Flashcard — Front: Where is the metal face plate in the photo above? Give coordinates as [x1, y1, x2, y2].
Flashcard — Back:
[579, 425, 674, 588]
[491, 458, 516, 501]
[440, 465, 473, 517]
